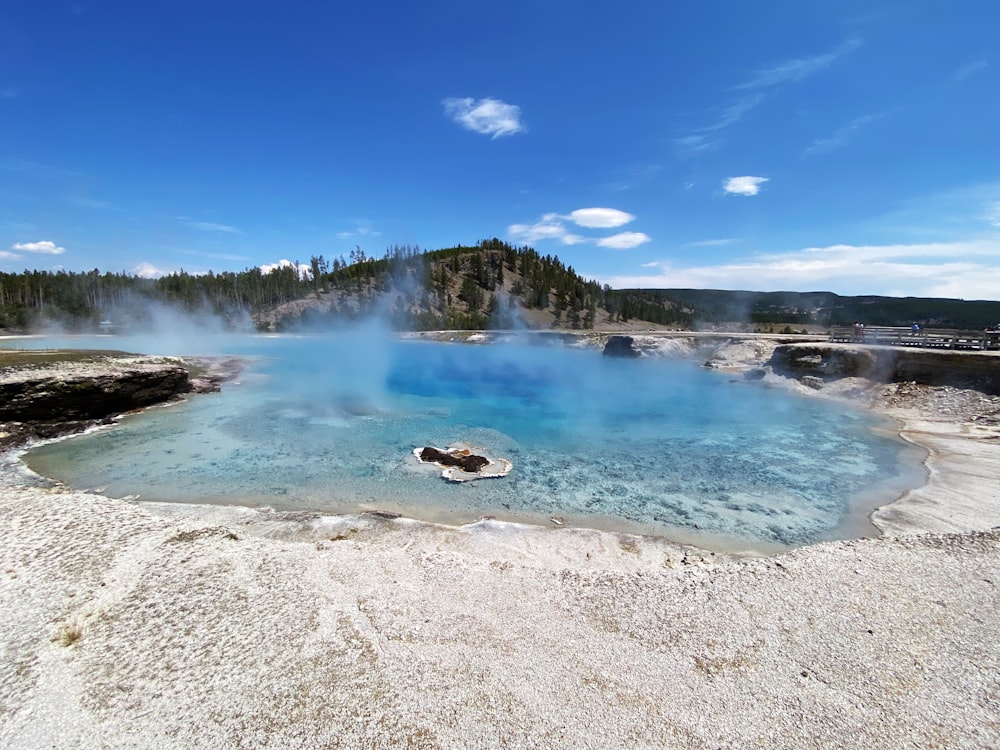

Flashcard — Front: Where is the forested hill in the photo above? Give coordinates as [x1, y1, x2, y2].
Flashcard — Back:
[0, 239, 691, 333]
[624, 289, 1000, 330]
[3, 241, 998, 333]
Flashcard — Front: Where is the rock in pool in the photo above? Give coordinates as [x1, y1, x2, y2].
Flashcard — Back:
[413, 445, 513, 483]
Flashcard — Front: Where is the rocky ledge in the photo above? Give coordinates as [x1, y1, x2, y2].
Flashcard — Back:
[768, 343, 1000, 395]
[602, 335, 642, 358]
[0, 353, 243, 449]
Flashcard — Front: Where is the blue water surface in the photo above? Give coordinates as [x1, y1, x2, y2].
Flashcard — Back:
[14, 332, 922, 548]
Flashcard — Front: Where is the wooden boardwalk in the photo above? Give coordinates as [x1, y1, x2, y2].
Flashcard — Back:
[830, 325, 1000, 350]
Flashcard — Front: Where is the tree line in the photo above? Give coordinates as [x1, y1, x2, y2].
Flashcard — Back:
[0, 240, 693, 332]
[9, 245, 995, 333]
[623, 288, 1000, 329]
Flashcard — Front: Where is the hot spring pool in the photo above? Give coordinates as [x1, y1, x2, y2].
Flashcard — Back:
[19, 332, 923, 550]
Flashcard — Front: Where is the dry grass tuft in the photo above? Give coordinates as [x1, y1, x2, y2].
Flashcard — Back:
[0, 349, 136, 371]
[54, 620, 84, 647]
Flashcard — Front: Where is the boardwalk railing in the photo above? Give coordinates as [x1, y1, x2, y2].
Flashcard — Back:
[830, 325, 1000, 351]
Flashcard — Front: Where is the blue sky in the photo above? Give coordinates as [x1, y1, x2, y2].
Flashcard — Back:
[1, 1, 998, 299]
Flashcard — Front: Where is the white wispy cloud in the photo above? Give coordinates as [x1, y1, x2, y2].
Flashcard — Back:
[600, 238, 1000, 299]
[955, 60, 987, 83]
[723, 176, 769, 196]
[71, 196, 116, 210]
[443, 97, 524, 139]
[684, 238, 739, 247]
[711, 94, 767, 130]
[862, 181, 1000, 241]
[608, 163, 662, 192]
[336, 221, 382, 239]
[672, 134, 720, 159]
[675, 37, 862, 158]
[0, 251, 18, 260]
[174, 248, 251, 261]
[2, 158, 82, 178]
[596, 232, 651, 250]
[11, 240, 66, 254]
[509, 207, 646, 248]
[673, 96, 767, 158]
[568, 208, 635, 228]
[185, 220, 242, 234]
[803, 113, 883, 157]
[986, 202, 1000, 227]
[508, 214, 586, 245]
[0, 220, 35, 233]
[735, 37, 863, 91]
[0, 88, 18, 99]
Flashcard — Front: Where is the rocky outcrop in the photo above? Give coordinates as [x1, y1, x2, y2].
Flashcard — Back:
[602, 335, 641, 358]
[418, 447, 490, 473]
[0, 355, 242, 450]
[0, 366, 193, 423]
[769, 343, 1000, 395]
[701, 338, 784, 370]
[413, 444, 513, 482]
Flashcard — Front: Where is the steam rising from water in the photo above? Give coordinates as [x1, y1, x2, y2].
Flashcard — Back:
[19, 330, 923, 549]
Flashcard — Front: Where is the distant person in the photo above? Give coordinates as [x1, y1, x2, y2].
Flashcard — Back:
[911, 322, 921, 334]
[853, 321, 864, 341]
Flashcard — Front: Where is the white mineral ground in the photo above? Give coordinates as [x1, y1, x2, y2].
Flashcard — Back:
[1, 338, 999, 749]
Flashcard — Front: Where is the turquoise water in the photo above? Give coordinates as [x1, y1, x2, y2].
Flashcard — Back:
[16, 332, 921, 548]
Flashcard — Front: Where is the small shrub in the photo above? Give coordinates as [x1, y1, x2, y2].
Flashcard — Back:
[54, 620, 83, 647]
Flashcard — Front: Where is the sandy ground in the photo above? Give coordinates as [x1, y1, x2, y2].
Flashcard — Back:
[1, 347, 1000, 748]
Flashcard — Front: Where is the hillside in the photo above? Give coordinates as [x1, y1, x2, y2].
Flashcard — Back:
[3, 242, 999, 333]
[259, 240, 692, 332]
[621, 288, 1000, 330]
[0, 240, 691, 333]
